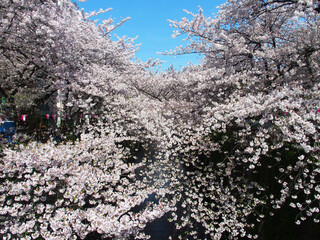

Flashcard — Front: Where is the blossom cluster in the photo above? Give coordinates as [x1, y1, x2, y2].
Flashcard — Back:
[0, 129, 173, 239]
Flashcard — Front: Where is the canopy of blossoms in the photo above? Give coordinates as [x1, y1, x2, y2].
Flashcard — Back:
[0, 0, 319, 239]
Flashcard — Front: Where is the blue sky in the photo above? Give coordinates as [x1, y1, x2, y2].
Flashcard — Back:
[74, 0, 226, 71]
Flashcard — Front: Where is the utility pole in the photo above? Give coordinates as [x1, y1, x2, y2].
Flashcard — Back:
[56, 89, 64, 130]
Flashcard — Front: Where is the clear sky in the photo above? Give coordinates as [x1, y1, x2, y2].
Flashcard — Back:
[74, 0, 226, 71]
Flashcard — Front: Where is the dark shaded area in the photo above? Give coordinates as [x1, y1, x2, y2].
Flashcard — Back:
[84, 231, 103, 240]
[258, 204, 320, 240]
[144, 213, 175, 240]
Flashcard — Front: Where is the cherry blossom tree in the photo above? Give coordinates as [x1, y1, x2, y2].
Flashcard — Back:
[0, 0, 136, 117]
[156, 0, 320, 239]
